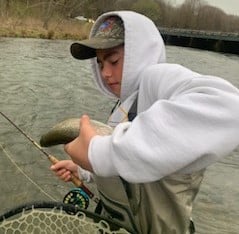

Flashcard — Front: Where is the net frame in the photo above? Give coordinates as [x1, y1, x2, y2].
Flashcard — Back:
[0, 201, 133, 234]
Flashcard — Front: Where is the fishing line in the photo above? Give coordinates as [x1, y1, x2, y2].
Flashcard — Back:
[0, 111, 99, 209]
[0, 142, 57, 201]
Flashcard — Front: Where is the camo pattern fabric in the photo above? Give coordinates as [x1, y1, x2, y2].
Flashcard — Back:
[95, 17, 124, 39]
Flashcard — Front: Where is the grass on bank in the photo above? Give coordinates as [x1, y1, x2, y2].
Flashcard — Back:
[0, 16, 92, 40]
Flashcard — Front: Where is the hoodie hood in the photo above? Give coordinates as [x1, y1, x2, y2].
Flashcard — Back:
[90, 11, 166, 102]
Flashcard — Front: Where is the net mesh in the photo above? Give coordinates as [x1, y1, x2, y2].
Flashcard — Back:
[0, 202, 130, 234]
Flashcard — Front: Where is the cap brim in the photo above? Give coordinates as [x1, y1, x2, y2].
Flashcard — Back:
[70, 37, 124, 60]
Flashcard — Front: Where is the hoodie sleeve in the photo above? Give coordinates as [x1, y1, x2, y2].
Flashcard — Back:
[77, 166, 93, 183]
[89, 64, 239, 183]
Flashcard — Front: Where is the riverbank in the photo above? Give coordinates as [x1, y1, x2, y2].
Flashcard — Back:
[2, 16, 238, 55]
[0, 17, 91, 40]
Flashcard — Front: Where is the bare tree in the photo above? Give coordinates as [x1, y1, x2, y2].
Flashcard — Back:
[196, 5, 226, 31]
[0, 0, 11, 17]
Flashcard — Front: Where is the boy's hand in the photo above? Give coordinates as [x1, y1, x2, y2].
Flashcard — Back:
[64, 115, 97, 172]
[50, 160, 78, 182]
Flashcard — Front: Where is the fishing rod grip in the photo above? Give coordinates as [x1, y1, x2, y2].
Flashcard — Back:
[48, 155, 83, 188]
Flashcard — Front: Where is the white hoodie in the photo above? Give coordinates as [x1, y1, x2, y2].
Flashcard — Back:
[85, 11, 239, 183]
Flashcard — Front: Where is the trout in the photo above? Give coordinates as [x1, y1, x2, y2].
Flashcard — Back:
[40, 118, 112, 147]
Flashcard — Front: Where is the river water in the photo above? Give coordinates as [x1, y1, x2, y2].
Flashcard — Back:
[0, 37, 239, 233]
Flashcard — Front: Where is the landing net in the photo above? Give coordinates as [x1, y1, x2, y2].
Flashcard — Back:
[0, 201, 130, 234]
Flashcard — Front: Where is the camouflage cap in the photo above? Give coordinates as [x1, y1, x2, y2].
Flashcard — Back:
[71, 16, 124, 60]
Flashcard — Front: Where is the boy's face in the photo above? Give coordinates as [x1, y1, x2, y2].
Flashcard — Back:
[96, 45, 124, 97]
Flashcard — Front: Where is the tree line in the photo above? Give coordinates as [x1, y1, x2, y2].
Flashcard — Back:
[0, 0, 239, 32]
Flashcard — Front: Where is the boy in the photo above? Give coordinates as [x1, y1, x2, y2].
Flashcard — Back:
[51, 11, 239, 233]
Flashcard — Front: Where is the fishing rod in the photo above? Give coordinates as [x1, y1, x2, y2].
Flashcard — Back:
[0, 111, 98, 207]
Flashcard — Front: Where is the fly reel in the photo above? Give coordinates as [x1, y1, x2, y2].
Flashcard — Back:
[63, 188, 90, 210]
